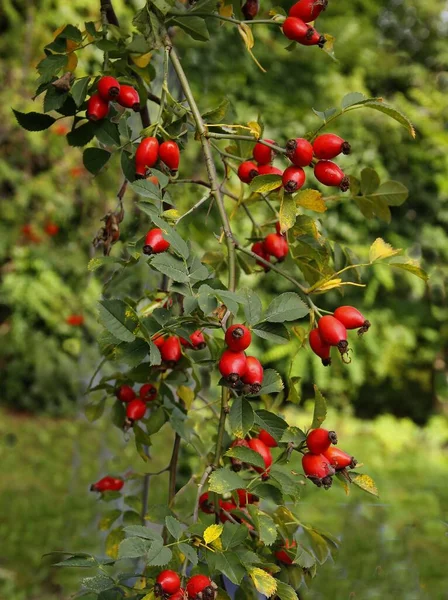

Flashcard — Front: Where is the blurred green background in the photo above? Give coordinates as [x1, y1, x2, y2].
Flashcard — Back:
[1, 0, 447, 598]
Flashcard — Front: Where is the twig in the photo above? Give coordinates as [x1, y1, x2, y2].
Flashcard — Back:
[193, 466, 214, 523]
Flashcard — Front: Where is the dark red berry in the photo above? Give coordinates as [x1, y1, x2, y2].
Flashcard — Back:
[333, 306, 370, 335]
[159, 140, 180, 172]
[263, 233, 289, 260]
[238, 160, 259, 184]
[251, 241, 271, 270]
[282, 16, 312, 41]
[302, 452, 335, 488]
[86, 94, 109, 121]
[97, 75, 120, 101]
[143, 228, 170, 255]
[186, 575, 217, 600]
[309, 329, 331, 366]
[248, 437, 273, 478]
[275, 539, 297, 565]
[199, 492, 215, 514]
[219, 350, 247, 384]
[314, 160, 350, 191]
[241, 356, 264, 394]
[116, 385, 136, 403]
[242, 0, 259, 20]
[181, 330, 206, 349]
[282, 165, 306, 193]
[236, 488, 259, 506]
[257, 164, 283, 177]
[258, 429, 278, 448]
[289, 0, 327, 22]
[135, 137, 159, 177]
[318, 315, 348, 355]
[324, 447, 357, 470]
[117, 84, 140, 111]
[307, 428, 338, 454]
[160, 336, 182, 365]
[313, 133, 351, 159]
[225, 324, 252, 352]
[253, 139, 276, 165]
[155, 570, 181, 597]
[286, 137, 314, 167]
[139, 383, 157, 402]
[90, 476, 124, 492]
[125, 398, 147, 423]
[230, 438, 250, 471]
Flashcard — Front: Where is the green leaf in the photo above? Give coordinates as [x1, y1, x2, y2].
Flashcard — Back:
[281, 426, 306, 446]
[95, 120, 121, 147]
[83, 147, 111, 175]
[242, 289, 262, 326]
[118, 536, 150, 559]
[150, 253, 189, 283]
[310, 385, 327, 429]
[147, 212, 189, 259]
[132, 180, 162, 200]
[82, 574, 115, 593]
[249, 174, 282, 194]
[67, 121, 96, 147]
[279, 192, 297, 232]
[147, 544, 173, 567]
[389, 261, 428, 281]
[121, 149, 136, 182]
[53, 555, 98, 568]
[165, 516, 184, 540]
[114, 338, 149, 367]
[269, 466, 301, 500]
[123, 526, 163, 543]
[228, 397, 254, 438]
[151, 0, 176, 15]
[264, 292, 309, 322]
[85, 397, 106, 422]
[210, 552, 246, 585]
[98, 299, 136, 343]
[44, 87, 68, 113]
[312, 106, 337, 122]
[360, 100, 416, 138]
[293, 545, 316, 568]
[258, 369, 284, 395]
[58, 24, 83, 42]
[368, 180, 409, 206]
[71, 76, 91, 106]
[222, 523, 249, 549]
[252, 322, 290, 344]
[208, 468, 244, 494]
[341, 92, 366, 109]
[37, 54, 68, 81]
[178, 543, 198, 566]
[247, 506, 277, 545]
[254, 410, 287, 441]
[225, 446, 265, 470]
[172, 16, 210, 41]
[13, 109, 56, 132]
[360, 168, 380, 195]
[202, 98, 231, 124]
[275, 581, 298, 600]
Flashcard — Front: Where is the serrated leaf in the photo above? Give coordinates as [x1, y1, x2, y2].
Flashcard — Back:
[360, 168, 380, 195]
[310, 385, 327, 429]
[247, 506, 277, 545]
[295, 189, 326, 213]
[254, 410, 287, 441]
[98, 299, 135, 343]
[280, 426, 306, 445]
[118, 537, 150, 559]
[95, 120, 121, 147]
[293, 545, 316, 568]
[275, 581, 298, 600]
[208, 468, 244, 494]
[222, 523, 248, 549]
[279, 193, 296, 232]
[211, 551, 246, 585]
[115, 338, 149, 367]
[150, 253, 189, 283]
[361, 100, 416, 138]
[83, 147, 111, 175]
[105, 528, 125, 559]
[82, 574, 115, 593]
[242, 289, 262, 326]
[368, 180, 409, 206]
[204, 524, 224, 544]
[389, 261, 428, 281]
[172, 16, 210, 41]
[123, 526, 163, 542]
[252, 322, 290, 344]
[67, 121, 96, 147]
[369, 238, 401, 263]
[248, 567, 277, 597]
[44, 87, 68, 113]
[257, 369, 284, 395]
[71, 76, 90, 107]
[202, 98, 230, 123]
[13, 109, 56, 132]
[165, 516, 184, 540]
[147, 544, 172, 566]
[341, 92, 366, 109]
[225, 446, 265, 470]
[351, 473, 379, 497]
[53, 555, 98, 568]
[132, 180, 162, 200]
[228, 397, 254, 438]
[249, 174, 282, 194]
[264, 292, 309, 322]
[178, 543, 198, 566]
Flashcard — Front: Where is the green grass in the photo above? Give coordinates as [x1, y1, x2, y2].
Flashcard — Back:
[0, 408, 447, 600]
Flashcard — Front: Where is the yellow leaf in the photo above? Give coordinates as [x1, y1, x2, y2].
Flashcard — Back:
[134, 578, 147, 590]
[315, 278, 342, 292]
[219, 3, 233, 19]
[279, 192, 297, 232]
[369, 237, 401, 262]
[247, 121, 261, 139]
[66, 39, 79, 52]
[162, 209, 180, 222]
[248, 567, 277, 597]
[238, 24, 266, 73]
[105, 528, 125, 559]
[352, 474, 379, 497]
[140, 592, 156, 600]
[177, 385, 195, 410]
[131, 52, 152, 68]
[203, 524, 223, 545]
[65, 52, 78, 72]
[295, 189, 327, 213]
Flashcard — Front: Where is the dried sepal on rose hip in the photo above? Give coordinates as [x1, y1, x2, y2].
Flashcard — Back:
[186, 575, 217, 600]
[282, 165, 306, 193]
[97, 75, 120, 101]
[139, 383, 157, 402]
[333, 305, 371, 335]
[238, 160, 259, 184]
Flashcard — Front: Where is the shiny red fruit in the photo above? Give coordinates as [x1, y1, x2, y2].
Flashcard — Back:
[257, 164, 283, 178]
[170, 588, 185, 600]
[117, 84, 140, 111]
[66, 314, 84, 326]
[263, 233, 289, 260]
[307, 428, 338, 454]
[241, 356, 264, 394]
[139, 383, 157, 402]
[298, 27, 326, 47]
[219, 350, 247, 383]
[86, 94, 109, 121]
[253, 139, 276, 165]
[324, 446, 357, 470]
[155, 570, 181, 596]
[318, 315, 348, 355]
[248, 437, 272, 477]
[238, 160, 259, 184]
[289, 0, 327, 22]
[199, 492, 215, 514]
[181, 330, 206, 349]
[275, 539, 297, 565]
[282, 165, 306, 193]
[219, 498, 237, 518]
[251, 241, 271, 270]
[135, 137, 159, 177]
[258, 429, 278, 448]
[159, 140, 180, 172]
[313, 133, 351, 160]
[186, 575, 217, 600]
[126, 398, 147, 422]
[225, 324, 252, 352]
[314, 160, 350, 191]
[333, 306, 370, 334]
[143, 228, 170, 255]
[116, 385, 136, 403]
[153, 334, 165, 348]
[160, 336, 182, 365]
[90, 476, 124, 493]
[97, 75, 120, 101]
[282, 16, 312, 41]
[309, 329, 332, 366]
[302, 452, 335, 488]
[286, 137, 314, 167]
[236, 489, 259, 506]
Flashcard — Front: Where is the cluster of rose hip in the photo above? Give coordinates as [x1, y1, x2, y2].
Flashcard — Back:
[154, 571, 217, 600]
[218, 324, 264, 395]
[282, 0, 329, 48]
[134, 136, 180, 178]
[302, 427, 357, 489]
[229, 428, 278, 480]
[115, 382, 158, 428]
[309, 306, 371, 365]
[153, 330, 206, 363]
[199, 488, 259, 525]
[238, 132, 351, 193]
[86, 76, 141, 121]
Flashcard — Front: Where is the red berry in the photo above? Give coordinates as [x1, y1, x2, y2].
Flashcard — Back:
[241, 356, 264, 394]
[160, 336, 182, 365]
[219, 350, 247, 384]
[307, 428, 338, 454]
[116, 385, 136, 403]
[186, 575, 217, 600]
[275, 539, 297, 565]
[159, 140, 180, 172]
[117, 84, 140, 111]
[199, 492, 215, 514]
[229, 438, 250, 471]
[258, 429, 278, 448]
[242, 0, 260, 20]
[66, 314, 84, 326]
[90, 476, 124, 493]
[97, 75, 120, 101]
[238, 160, 259, 184]
[313, 133, 351, 160]
[143, 228, 170, 255]
[314, 160, 350, 191]
[309, 329, 331, 366]
[225, 324, 252, 352]
[170, 589, 186, 600]
[318, 315, 348, 355]
[333, 306, 370, 335]
[247, 437, 272, 478]
[251, 241, 271, 270]
[257, 164, 283, 178]
[181, 330, 206, 349]
[282, 16, 312, 41]
[289, 0, 327, 22]
[219, 498, 237, 513]
[44, 222, 59, 236]
[282, 166, 306, 193]
[302, 453, 335, 488]
[153, 334, 165, 348]
[135, 137, 159, 177]
[139, 383, 157, 402]
[253, 139, 276, 165]
[285, 137, 314, 167]
[323, 446, 357, 470]
[298, 27, 326, 47]
[86, 94, 109, 121]
[155, 570, 181, 597]
[126, 398, 147, 422]
[263, 233, 289, 260]
[236, 489, 259, 506]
